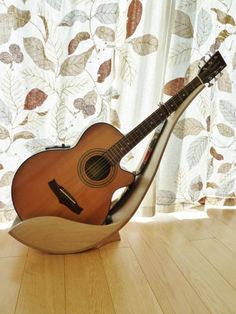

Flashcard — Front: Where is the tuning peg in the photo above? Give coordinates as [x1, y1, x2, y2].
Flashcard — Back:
[200, 56, 206, 63]
[208, 82, 214, 87]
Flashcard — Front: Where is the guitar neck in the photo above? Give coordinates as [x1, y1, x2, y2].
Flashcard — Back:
[105, 76, 203, 164]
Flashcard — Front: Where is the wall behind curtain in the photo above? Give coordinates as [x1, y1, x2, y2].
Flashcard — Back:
[0, 0, 173, 222]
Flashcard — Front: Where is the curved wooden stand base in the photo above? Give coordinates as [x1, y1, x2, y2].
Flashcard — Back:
[9, 85, 204, 254]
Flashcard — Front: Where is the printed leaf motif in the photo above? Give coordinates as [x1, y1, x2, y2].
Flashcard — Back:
[217, 69, 232, 93]
[25, 138, 54, 153]
[22, 67, 55, 95]
[24, 37, 55, 71]
[1, 71, 25, 109]
[74, 90, 97, 118]
[189, 175, 203, 201]
[0, 52, 13, 64]
[0, 14, 12, 45]
[215, 29, 231, 47]
[39, 16, 49, 41]
[97, 59, 112, 83]
[198, 196, 207, 205]
[59, 10, 88, 26]
[95, 3, 119, 24]
[45, 0, 63, 11]
[60, 46, 94, 76]
[164, 78, 185, 96]
[185, 60, 199, 83]
[196, 9, 212, 46]
[0, 126, 9, 139]
[217, 123, 234, 137]
[0, 99, 12, 125]
[210, 147, 224, 160]
[169, 42, 192, 65]
[211, 8, 235, 25]
[84, 90, 97, 106]
[119, 49, 136, 85]
[110, 109, 121, 128]
[233, 52, 236, 70]
[217, 179, 235, 197]
[13, 131, 35, 141]
[173, 118, 204, 139]
[24, 88, 48, 110]
[95, 26, 115, 42]
[0, 201, 6, 208]
[190, 176, 203, 191]
[60, 77, 88, 96]
[156, 190, 176, 205]
[206, 116, 211, 132]
[68, 32, 90, 54]
[224, 193, 236, 206]
[8, 5, 31, 30]
[0, 164, 3, 170]
[130, 34, 158, 56]
[207, 182, 219, 189]
[126, 0, 142, 38]
[173, 10, 193, 38]
[179, 0, 197, 10]
[219, 100, 236, 128]
[56, 99, 66, 141]
[218, 163, 232, 174]
[187, 136, 208, 169]
[0, 171, 14, 187]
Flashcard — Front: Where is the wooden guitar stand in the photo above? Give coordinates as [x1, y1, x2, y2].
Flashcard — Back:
[9, 84, 204, 254]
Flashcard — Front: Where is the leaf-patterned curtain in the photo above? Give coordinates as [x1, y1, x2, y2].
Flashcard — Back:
[155, 0, 236, 213]
[0, 0, 235, 224]
[0, 0, 170, 223]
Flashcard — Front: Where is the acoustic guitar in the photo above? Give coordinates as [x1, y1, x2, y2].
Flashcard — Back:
[11, 51, 226, 225]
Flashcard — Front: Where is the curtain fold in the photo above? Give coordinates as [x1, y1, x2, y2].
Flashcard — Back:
[0, 0, 235, 223]
[155, 0, 236, 213]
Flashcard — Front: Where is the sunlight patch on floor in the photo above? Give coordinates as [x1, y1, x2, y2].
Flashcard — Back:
[0, 221, 13, 230]
[131, 210, 209, 223]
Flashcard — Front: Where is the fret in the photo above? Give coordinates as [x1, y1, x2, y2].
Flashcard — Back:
[106, 75, 202, 163]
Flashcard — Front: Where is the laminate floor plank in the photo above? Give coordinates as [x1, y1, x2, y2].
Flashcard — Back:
[172, 218, 214, 241]
[65, 250, 115, 314]
[193, 238, 236, 290]
[125, 223, 209, 314]
[207, 209, 236, 233]
[0, 230, 28, 258]
[15, 249, 65, 314]
[126, 219, 236, 313]
[100, 247, 163, 314]
[0, 257, 25, 314]
[99, 228, 130, 250]
[2, 210, 236, 314]
[200, 218, 236, 256]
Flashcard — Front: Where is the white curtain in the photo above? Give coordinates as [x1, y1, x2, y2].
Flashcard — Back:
[154, 0, 236, 213]
[0, 0, 235, 223]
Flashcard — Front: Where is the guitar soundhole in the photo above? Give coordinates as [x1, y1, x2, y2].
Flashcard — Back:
[85, 155, 111, 181]
[78, 149, 117, 187]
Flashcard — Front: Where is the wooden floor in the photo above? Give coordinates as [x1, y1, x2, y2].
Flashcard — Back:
[1, 209, 236, 314]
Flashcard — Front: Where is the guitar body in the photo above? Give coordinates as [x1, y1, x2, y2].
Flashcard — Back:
[11, 123, 135, 225]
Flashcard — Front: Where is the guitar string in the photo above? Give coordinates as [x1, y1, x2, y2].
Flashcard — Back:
[80, 104, 173, 178]
[81, 78, 201, 179]
[75, 52, 224, 178]
[81, 79, 198, 179]
[82, 107, 169, 178]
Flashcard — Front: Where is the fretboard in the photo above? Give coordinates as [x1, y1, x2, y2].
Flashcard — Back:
[105, 76, 203, 164]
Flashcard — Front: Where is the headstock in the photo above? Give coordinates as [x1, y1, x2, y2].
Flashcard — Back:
[198, 51, 227, 84]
